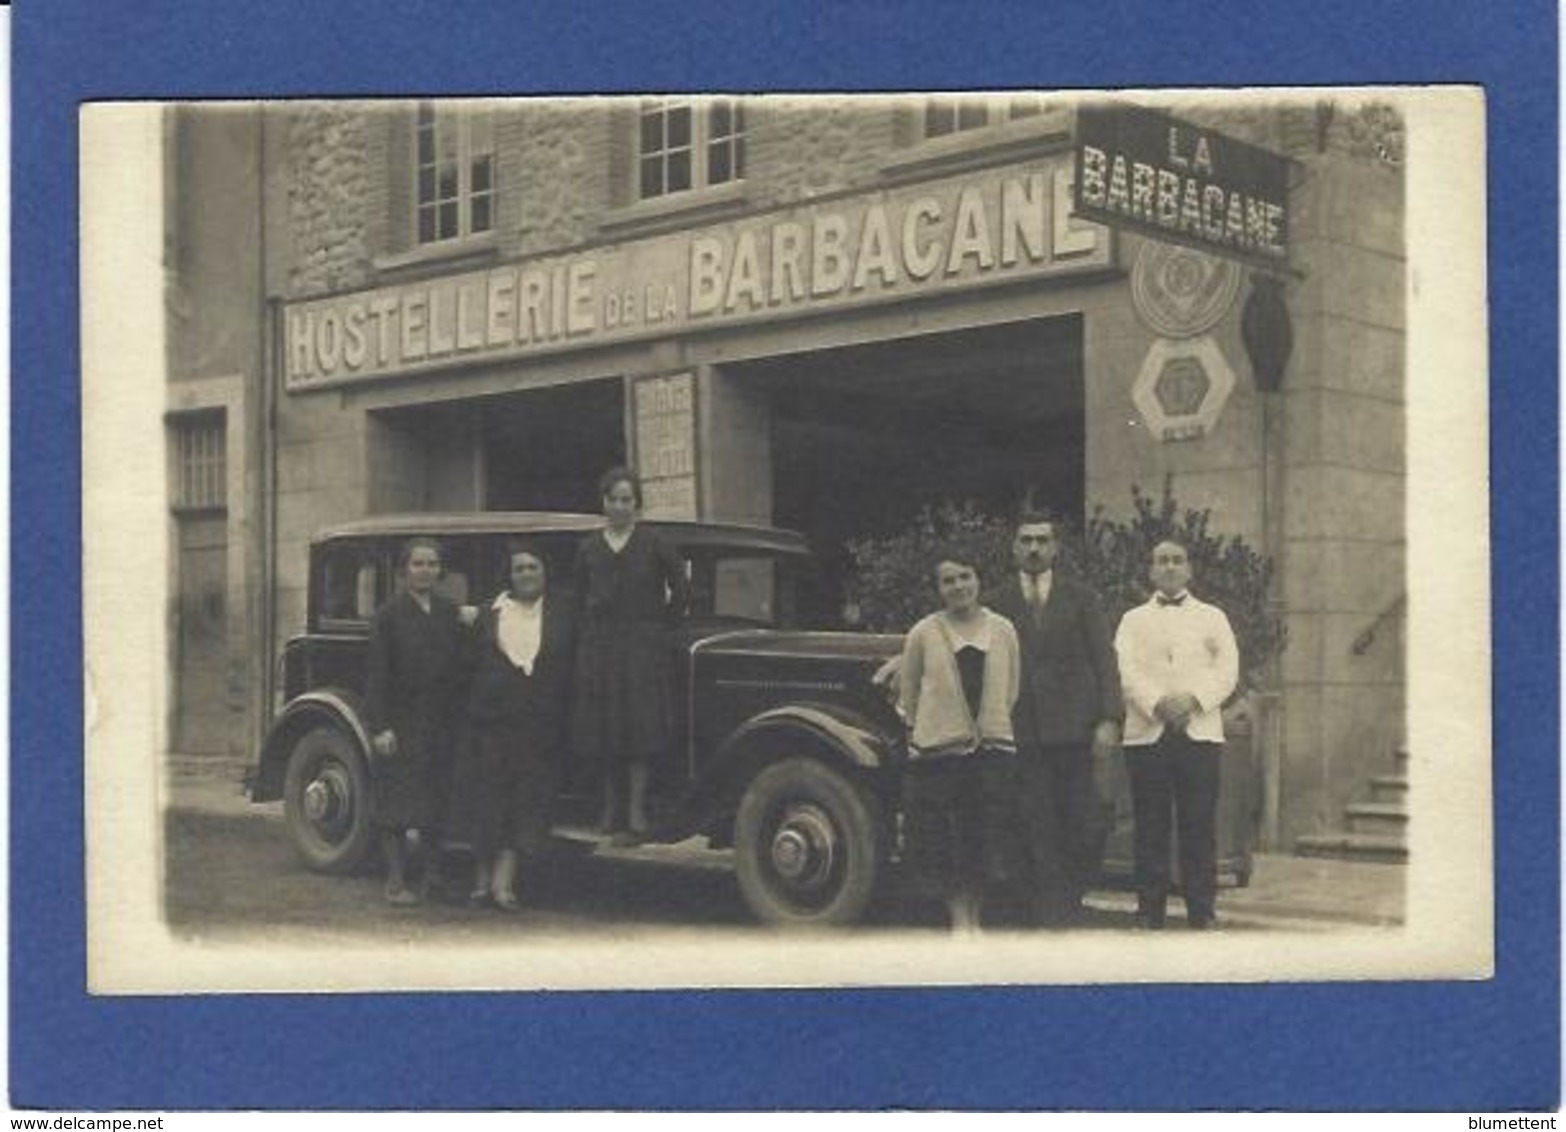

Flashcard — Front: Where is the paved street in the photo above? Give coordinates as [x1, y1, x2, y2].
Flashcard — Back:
[162, 758, 1404, 941]
[163, 804, 1151, 939]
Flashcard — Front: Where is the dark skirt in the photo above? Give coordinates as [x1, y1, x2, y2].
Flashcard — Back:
[448, 722, 558, 858]
[900, 749, 1025, 897]
[371, 721, 452, 833]
[572, 620, 674, 765]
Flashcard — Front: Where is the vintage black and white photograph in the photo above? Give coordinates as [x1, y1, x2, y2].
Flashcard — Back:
[81, 87, 1488, 992]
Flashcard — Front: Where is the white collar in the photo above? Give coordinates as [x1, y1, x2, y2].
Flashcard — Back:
[493, 592, 544, 613]
[941, 608, 994, 647]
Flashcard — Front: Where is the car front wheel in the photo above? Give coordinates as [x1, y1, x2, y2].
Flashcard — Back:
[733, 757, 883, 926]
[283, 725, 376, 874]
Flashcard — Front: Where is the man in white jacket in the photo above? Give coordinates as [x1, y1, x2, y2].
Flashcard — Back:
[1114, 539, 1239, 930]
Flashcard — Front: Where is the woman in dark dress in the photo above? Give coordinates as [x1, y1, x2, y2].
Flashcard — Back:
[364, 537, 468, 905]
[573, 467, 691, 845]
[450, 543, 575, 911]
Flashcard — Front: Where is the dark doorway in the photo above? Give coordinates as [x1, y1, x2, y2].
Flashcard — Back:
[730, 316, 1085, 623]
[173, 515, 229, 754]
[482, 378, 626, 512]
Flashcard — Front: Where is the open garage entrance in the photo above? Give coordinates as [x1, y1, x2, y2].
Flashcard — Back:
[367, 378, 626, 516]
[727, 316, 1085, 625]
[481, 379, 625, 513]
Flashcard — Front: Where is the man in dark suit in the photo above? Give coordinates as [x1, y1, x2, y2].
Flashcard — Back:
[990, 511, 1123, 924]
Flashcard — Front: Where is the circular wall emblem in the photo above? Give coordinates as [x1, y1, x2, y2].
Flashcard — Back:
[1131, 241, 1242, 339]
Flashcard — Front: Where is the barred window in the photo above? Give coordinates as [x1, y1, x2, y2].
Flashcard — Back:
[172, 412, 226, 512]
[415, 102, 496, 245]
[924, 95, 1049, 138]
[638, 98, 745, 200]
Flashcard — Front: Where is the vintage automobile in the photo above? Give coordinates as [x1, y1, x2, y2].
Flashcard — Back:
[250, 512, 1260, 926]
[249, 512, 907, 925]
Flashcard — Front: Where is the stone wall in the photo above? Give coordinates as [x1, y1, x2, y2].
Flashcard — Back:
[506, 102, 613, 255]
[1276, 152, 1406, 842]
[283, 104, 374, 298]
[747, 99, 900, 205]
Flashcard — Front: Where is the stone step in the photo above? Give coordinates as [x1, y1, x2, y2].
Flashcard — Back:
[1294, 832, 1409, 864]
[1369, 775, 1410, 803]
[1346, 801, 1409, 837]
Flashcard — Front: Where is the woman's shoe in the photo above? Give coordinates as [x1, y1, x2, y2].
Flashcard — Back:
[607, 829, 645, 848]
[385, 881, 420, 907]
[492, 889, 522, 913]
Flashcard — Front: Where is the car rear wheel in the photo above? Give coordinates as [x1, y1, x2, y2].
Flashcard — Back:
[733, 757, 883, 926]
[283, 725, 375, 874]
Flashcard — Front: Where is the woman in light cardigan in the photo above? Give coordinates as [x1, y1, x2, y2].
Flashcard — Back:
[897, 551, 1021, 932]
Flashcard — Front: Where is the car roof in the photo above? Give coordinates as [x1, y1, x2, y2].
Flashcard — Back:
[313, 512, 811, 555]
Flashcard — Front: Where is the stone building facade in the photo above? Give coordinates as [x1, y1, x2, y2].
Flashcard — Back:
[165, 95, 1405, 847]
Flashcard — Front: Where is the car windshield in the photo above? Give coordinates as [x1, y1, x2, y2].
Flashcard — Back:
[684, 550, 802, 629]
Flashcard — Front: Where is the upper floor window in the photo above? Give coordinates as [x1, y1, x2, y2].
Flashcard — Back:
[415, 102, 495, 245]
[923, 95, 1049, 139]
[638, 98, 746, 200]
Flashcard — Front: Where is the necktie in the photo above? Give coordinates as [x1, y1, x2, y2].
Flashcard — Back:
[1026, 575, 1044, 625]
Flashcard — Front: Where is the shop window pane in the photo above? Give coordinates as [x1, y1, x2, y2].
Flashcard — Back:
[734, 134, 746, 179]
[438, 165, 458, 201]
[471, 155, 492, 192]
[710, 101, 731, 136]
[708, 143, 731, 185]
[470, 194, 492, 233]
[439, 201, 459, 240]
[418, 208, 435, 244]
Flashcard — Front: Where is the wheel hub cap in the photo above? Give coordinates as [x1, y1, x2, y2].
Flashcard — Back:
[770, 806, 837, 889]
[303, 768, 347, 828]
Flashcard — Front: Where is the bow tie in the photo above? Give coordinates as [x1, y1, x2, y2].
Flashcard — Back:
[1156, 593, 1187, 607]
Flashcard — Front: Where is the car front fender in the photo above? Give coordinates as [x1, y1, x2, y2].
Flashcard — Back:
[715, 701, 901, 775]
[251, 688, 370, 803]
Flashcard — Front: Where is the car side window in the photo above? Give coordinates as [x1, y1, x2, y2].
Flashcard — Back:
[320, 543, 380, 624]
[432, 538, 473, 606]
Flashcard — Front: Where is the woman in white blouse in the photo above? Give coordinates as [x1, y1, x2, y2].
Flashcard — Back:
[896, 549, 1022, 932]
[450, 543, 576, 911]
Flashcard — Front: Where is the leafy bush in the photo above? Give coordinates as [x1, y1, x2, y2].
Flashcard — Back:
[844, 477, 1287, 693]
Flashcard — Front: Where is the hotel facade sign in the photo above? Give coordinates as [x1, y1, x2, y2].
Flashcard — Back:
[283, 155, 1110, 391]
[1073, 104, 1291, 270]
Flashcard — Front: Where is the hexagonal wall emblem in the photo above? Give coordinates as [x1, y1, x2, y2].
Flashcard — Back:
[1132, 336, 1236, 442]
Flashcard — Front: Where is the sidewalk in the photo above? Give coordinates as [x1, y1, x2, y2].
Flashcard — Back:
[166, 752, 270, 819]
[165, 752, 1406, 929]
[1085, 854, 1406, 929]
